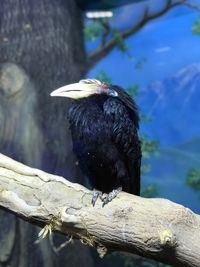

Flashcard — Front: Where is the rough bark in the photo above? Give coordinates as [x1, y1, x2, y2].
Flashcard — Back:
[0, 153, 200, 267]
[0, 0, 86, 178]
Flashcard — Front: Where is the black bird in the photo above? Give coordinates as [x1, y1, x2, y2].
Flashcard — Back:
[50, 79, 141, 206]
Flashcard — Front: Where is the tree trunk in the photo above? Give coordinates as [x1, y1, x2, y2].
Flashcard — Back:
[0, 0, 93, 266]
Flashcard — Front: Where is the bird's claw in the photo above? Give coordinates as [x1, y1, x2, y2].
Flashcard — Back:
[92, 189, 103, 206]
[92, 187, 122, 207]
[102, 187, 122, 207]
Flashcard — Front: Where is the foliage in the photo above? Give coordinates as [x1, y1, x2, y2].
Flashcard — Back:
[142, 184, 159, 198]
[140, 135, 158, 177]
[141, 135, 158, 159]
[141, 163, 151, 174]
[127, 85, 139, 97]
[111, 29, 130, 54]
[192, 19, 200, 35]
[84, 18, 131, 57]
[135, 58, 147, 69]
[140, 114, 152, 123]
[186, 168, 200, 191]
[84, 21, 104, 41]
[95, 70, 112, 84]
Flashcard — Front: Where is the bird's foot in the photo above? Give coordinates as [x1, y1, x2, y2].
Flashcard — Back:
[102, 187, 122, 207]
[92, 189, 103, 206]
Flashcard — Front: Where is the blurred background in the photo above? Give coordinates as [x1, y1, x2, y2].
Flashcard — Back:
[0, 0, 200, 266]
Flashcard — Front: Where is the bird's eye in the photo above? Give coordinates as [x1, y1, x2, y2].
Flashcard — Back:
[108, 89, 118, 97]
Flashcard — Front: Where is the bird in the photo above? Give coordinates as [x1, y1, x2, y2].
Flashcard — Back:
[50, 79, 141, 206]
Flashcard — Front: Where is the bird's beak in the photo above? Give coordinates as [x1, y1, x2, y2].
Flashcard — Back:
[50, 82, 99, 99]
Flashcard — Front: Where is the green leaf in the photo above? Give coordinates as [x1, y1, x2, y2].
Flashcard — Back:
[142, 184, 159, 198]
[112, 29, 130, 54]
[95, 70, 112, 84]
[186, 168, 200, 191]
[141, 163, 151, 174]
[140, 114, 152, 123]
[192, 19, 200, 35]
[135, 58, 147, 69]
[84, 21, 104, 41]
[140, 135, 159, 159]
[126, 85, 139, 97]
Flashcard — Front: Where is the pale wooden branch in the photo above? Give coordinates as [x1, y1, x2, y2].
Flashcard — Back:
[86, 0, 187, 71]
[0, 153, 200, 267]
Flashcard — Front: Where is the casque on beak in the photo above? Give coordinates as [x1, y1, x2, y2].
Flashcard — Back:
[50, 79, 118, 99]
[50, 79, 102, 99]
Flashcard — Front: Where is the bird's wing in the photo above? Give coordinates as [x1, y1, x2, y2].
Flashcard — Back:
[103, 97, 141, 195]
[113, 85, 139, 128]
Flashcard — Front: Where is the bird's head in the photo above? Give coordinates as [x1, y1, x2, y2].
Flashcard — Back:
[50, 79, 118, 99]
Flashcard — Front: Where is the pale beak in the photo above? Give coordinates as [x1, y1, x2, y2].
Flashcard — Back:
[50, 82, 98, 99]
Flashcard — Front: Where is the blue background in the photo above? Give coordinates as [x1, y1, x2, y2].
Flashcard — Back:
[86, 1, 200, 213]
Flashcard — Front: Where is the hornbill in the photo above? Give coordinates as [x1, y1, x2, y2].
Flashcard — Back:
[51, 79, 141, 206]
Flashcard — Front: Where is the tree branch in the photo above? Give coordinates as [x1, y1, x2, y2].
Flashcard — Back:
[182, 1, 200, 12]
[0, 153, 200, 267]
[86, 0, 187, 71]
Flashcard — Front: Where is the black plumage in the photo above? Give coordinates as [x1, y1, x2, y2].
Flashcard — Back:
[51, 79, 141, 205]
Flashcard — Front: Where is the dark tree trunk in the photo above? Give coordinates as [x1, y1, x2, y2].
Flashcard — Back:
[0, 0, 93, 266]
[0, 0, 86, 177]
